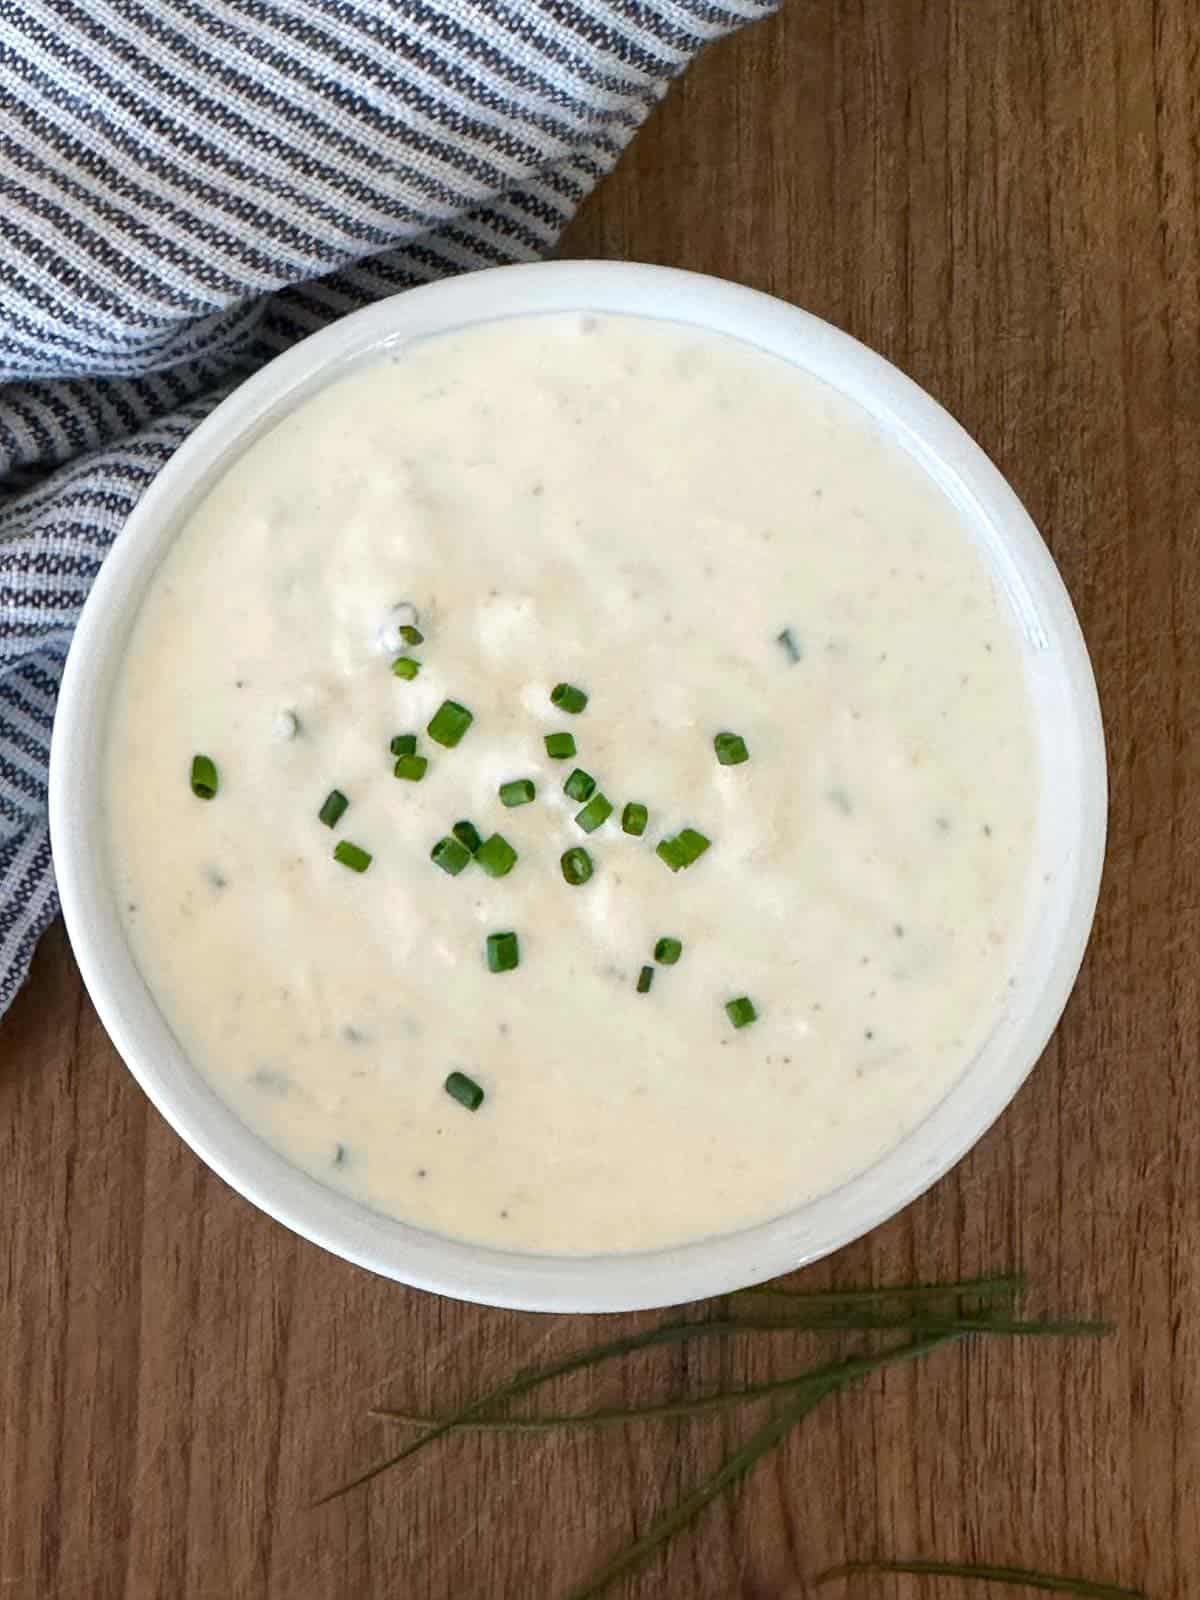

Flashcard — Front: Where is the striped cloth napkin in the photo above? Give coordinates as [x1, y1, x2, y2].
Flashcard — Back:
[0, 0, 772, 1021]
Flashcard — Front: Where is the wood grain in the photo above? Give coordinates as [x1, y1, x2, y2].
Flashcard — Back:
[2, 1, 1197, 1594]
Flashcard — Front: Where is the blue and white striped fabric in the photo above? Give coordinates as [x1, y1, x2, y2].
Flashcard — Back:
[0, 0, 772, 1020]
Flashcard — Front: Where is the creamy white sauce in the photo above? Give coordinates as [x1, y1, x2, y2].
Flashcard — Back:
[104, 313, 1037, 1254]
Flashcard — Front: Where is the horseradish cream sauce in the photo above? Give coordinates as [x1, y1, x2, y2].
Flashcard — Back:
[104, 313, 1037, 1254]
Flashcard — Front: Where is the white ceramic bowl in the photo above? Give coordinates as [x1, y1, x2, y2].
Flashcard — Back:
[49, 262, 1106, 1313]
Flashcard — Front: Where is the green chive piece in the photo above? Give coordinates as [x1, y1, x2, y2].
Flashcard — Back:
[392, 655, 420, 680]
[777, 626, 803, 664]
[575, 793, 613, 833]
[452, 819, 483, 855]
[485, 930, 520, 973]
[544, 731, 576, 760]
[550, 682, 588, 714]
[190, 754, 219, 800]
[560, 847, 594, 886]
[333, 841, 372, 873]
[398, 624, 424, 647]
[621, 801, 648, 837]
[657, 829, 711, 871]
[476, 833, 518, 878]
[445, 1071, 484, 1112]
[636, 965, 654, 994]
[427, 699, 473, 748]
[676, 828, 711, 865]
[714, 731, 749, 766]
[563, 768, 596, 802]
[318, 789, 349, 828]
[654, 937, 683, 965]
[390, 734, 417, 758]
[499, 778, 536, 808]
[393, 753, 428, 782]
[725, 996, 758, 1029]
[656, 836, 688, 872]
[431, 836, 472, 876]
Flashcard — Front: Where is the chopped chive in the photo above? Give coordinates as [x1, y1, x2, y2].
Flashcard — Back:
[431, 835, 472, 876]
[654, 937, 683, 965]
[318, 788, 349, 828]
[499, 778, 536, 808]
[776, 626, 803, 664]
[676, 827, 711, 865]
[393, 753, 428, 782]
[190, 754, 219, 800]
[621, 801, 648, 837]
[657, 829, 710, 871]
[575, 793, 613, 833]
[445, 1071, 484, 1112]
[636, 965, 654, 994]
[452, 819, 483, 855]
[485, 930, 520, 973]
[725, 996, 758, 1029]
[427, 699, 473, 748]
[392, 655, 421, 680]
[563, 768, 596, 802]
[398, 623, 424, 647]
[544, 731, 576, 760]
[714, 731, 749, 766]
[390, 733, 417, 758]
[550, 682, 588, 714]
[476, 833, 518, 878]
[656, 836, 688, 872]
[560, 847, 594, 886]
[333, 841, 372, 873]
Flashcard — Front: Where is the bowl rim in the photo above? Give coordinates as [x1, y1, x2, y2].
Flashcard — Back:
[49, 260, 1108, 1313]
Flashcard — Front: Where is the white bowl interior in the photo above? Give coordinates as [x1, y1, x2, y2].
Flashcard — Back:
[49, 262, 1107, 1312]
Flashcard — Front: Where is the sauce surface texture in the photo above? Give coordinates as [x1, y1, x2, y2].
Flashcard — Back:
[105, 313, 1037, 1253]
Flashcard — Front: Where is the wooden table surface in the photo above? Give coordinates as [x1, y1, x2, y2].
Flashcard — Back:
[2, 1, 1197, 1596]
